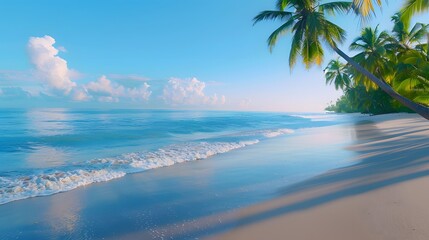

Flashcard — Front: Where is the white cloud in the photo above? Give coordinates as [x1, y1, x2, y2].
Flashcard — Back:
[27, 35, 76, 94]
[86, 75, 122, 97]
[107, 74, 150, 82]
[57, 46, 67, 52]
[71, 87, 91, 101]
[127, 82, 151, 101]
[98, 96, 119, 103]
[85, 75, 151, 102]
[162, 77, 226, 106]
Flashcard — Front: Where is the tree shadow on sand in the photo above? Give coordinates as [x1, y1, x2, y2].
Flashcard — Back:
[182, 118, 429, 238]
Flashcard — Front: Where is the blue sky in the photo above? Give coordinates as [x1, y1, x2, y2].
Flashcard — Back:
[0, 1, 428, 112]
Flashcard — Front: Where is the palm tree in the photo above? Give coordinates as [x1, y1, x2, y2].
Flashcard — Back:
[253, 1, 350, 68]
[350, 0, 429, 23]
[349, 26, 394, 90]
[324, 59, 351, 90]
[395, 49, 429, 104]
[386, 13, 429, 104]
[401, 0, 429, 28]
[351, 0, 382, 18]
[400, 1, 429, 65]
[390, 13, 429, 52]
[350, 0, 429, 25]
[254, 0, 429, 119]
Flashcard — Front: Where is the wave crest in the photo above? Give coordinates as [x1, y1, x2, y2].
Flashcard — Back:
[0, 140, 259, 205]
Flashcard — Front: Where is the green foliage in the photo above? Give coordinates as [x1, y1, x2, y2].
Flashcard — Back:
[401, 0, 429, 29]
[349, 26, 394, 90]
[326, 85, 413, 114]
[253, 0, 349, 68]
[256, 0, 429, 116]
[325, 14, 429, 114]
[324, 59, 352, 90]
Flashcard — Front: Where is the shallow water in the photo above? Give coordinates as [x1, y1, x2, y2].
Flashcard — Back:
[0, 109, 358, 204]
[0, 119, 358, 239]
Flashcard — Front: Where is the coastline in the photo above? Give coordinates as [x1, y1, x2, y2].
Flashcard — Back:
[2, 113, 426, 239]
[209, 113, 429, 240]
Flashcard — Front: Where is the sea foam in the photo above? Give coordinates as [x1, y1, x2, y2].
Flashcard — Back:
[228, 128, 294, 138]
[0, 126, 296, 205]
[0, 140, 259, 205]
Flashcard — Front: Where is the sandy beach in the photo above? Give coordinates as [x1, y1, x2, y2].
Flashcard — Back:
[209, 114, 429, 240]
[1, 113, 429, 239]
[2, 0, 429, 239]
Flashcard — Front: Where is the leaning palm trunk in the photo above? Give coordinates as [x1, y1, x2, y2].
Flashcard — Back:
[331, 44, 429, 120]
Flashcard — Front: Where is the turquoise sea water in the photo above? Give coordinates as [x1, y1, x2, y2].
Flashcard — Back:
[0, 109, 356, 205]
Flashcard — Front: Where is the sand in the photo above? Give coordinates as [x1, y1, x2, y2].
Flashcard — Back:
[2, 113, 428, 240]
[209, 114, 429, 240]
[0, 113, 355, 239]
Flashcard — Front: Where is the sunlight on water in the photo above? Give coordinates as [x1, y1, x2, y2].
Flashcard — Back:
[0, 109, 351, 204]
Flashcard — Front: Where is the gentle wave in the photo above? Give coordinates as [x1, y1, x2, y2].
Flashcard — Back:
[0, 170, 126, 205]
[261, 129, 294, 138]
[0, 140, 259, 205]
[227, 128, 294, 138]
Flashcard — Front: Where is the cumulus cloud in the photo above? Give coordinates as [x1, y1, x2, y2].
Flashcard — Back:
[85, 75, 151, 102]
[107, 74, 149, 82]
[22, 35, 227, 108]
[71, 87, 91, 101]
[27, 35, 76, 94]
[162, 77, 226, 106]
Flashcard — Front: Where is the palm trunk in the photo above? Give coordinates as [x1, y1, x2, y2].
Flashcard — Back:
[427, 33, 429, 61]
[331, 45, 429, 120]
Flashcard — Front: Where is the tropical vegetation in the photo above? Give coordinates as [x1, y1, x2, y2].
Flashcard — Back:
[254, 0, 429, 118]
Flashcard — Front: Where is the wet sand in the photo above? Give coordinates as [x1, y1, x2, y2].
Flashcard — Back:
[209, 114, 429, 240]
[2, 113, 427, 239]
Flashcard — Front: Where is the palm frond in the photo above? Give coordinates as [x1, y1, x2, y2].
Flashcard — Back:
[400, 0, 429, 29]
[408, 23, 429, 44]
[322, 19, 347, 47]
[352, 0, 383, 18]
[276, 0, 293, 11]
[318, 1, 352, 15]
[289, 20, 305, 68]
[266, 17, 296, 51]
[413, 95, 429, 105]
[253, 10, 293, 25]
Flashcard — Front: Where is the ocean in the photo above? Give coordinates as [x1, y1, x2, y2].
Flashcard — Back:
[0, 109, 356, 205]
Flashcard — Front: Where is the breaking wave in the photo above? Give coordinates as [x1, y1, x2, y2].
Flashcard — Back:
[0, 140, 259, 205]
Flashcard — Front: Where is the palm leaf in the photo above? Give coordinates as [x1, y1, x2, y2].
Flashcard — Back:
[319, 2, 352, 15]
[413, 95, 429, 105]
[276, 0, 293, 11]
[266, 16, 296, 51]
[352, 0, 382, 18]
[289, 19, 305, 68]
[253, 10, 293, 25]
[401, 0, 429, 29]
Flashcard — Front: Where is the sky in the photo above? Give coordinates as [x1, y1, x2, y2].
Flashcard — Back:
[0, 0, 428, 112]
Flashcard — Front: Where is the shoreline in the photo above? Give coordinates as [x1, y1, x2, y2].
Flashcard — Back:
[208, 113, 429, 240]
[1, 113, 425, 239]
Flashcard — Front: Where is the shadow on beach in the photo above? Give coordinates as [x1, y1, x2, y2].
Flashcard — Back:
[3, 115, 429, 240]
[167, 116, 429, 239]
